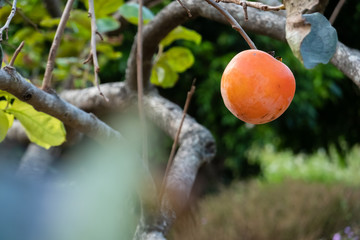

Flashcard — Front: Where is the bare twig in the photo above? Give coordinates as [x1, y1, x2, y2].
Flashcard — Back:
[87, 0, 108, 101]
[137, 0, 149, 167]
[176, 0, 192, 17]
[4, 0, 38, 30]
[0, 0, 17, 42]
[329, 0, 346, 24]
[215, 0, 284, 21]
[8, 41, 24, 66]
[204, 0, 257, 49]
[159, 79, 196, 201]
[42, 0, 75, 90]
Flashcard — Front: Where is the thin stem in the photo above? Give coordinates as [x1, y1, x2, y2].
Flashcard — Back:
[159, 79, 196, 201]
[204, 0, 257, 49]
[42, 0, 75, 90]
[329, 0, 346, 25]
[9, 41, 24, 66]
[87, 0, 108, 101]
[0, 0, 17, 42]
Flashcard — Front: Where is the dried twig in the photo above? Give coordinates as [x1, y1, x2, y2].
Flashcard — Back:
[159, 79, 196, 201]
[87, 0, 108, 101]
[41, 0, 75, 90]
[8, 41, 24, 66]
[176, 0, 192, 17]
[0, 0, 17, 42]
[204, 0, 257, 49]
[215, 0, 285, 20]
[329, 0, 346, 24]
[137, 0, 149, 167]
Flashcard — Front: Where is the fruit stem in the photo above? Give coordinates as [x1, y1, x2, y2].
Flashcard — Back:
[204, 0, 257, 49]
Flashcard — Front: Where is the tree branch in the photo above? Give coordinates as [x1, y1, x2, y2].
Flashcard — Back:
[0, 67, 123, 142]
[138, 93, 216, 238]
[0, 0, 17, 42]
[42, 0, 75, 90]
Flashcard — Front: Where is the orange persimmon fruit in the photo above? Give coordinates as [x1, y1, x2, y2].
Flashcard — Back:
[221, 49, 296, 124]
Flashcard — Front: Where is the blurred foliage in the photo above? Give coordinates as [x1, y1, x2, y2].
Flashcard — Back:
[171, 180, 360, 240]
[249, 144, 360, 185]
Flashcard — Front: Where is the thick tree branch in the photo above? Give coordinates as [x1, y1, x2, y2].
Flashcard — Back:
[0, 67, 123, 142]
[136, 93, 216, 238]
[331, 42, 360, 88]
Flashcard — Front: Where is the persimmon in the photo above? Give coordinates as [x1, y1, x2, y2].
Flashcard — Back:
[221, 49, 296, 124]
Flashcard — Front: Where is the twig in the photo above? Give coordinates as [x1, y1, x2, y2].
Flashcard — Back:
[41, 0, 75, 90]
[159, 79, 196, 201]
[204, 0, 257, 49]
[329, 0, 346, 25]
[8, 41, 24, 66]
[215, 0, 285, 21]
[137, 0, 148, 167]
[176, 0, 192, 17]
[4, 0, 38, 31]
[0, 0, 17, 42]
[87, 0, 108, 101]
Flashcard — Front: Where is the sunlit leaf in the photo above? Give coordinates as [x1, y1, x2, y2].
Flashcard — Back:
[97, 43, 122, 59]
[7, 99, 66, 149]
[0, 99, 14, 128]
[118, 3, 154, 25]
[301, 13, 338, 69]
[160, 47, 195, 73]
[70, 10, 91, 29]
[160, 26, 202, 47]
[40, 18, 61, 28]
[0, 110, 9, 142]
[150, 60, 179, 88]
[81, 0, 124, 17]
[96, 17, 120, 33]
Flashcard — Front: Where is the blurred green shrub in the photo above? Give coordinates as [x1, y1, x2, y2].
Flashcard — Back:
[248, 144, 360, 185]
[171, 180, 360, 240]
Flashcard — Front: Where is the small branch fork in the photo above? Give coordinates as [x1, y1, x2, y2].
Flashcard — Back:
[215, 0, 285, 20]
[0, 0, 17, 42]
[42, 0, 75, 90]
[159, 79, 196, 201]
[204, 0, 257, 49]
[86, 0, 108, 101]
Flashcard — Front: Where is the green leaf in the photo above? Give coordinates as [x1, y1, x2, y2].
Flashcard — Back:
[96, 17, 120, 33]
[118, 3, 154, 25]
[40, 18, 61, 28]
[81, 0, 124, 17]
[160, 47, 195, 73]
[0, 100, 14, 128]
[160, 26, 202, 47]
[301, 13, 338, 69]
[7, 99, 66, 149]
[0, 110, 9, 142]
[97, 43, 122, 59]
[150, 60, 179, 88]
